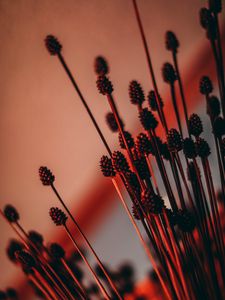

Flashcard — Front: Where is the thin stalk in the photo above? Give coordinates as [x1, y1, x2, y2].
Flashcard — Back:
[51, 183, 122, 300]
[132, 0, 168, 132]
[29, 273, 55, 300]
[64, 224, 111, 300]
[57, 53, 112, 156]
[170, 83, 183, 137]
[111, 179, 172, 300]
[61, 258, 88, 300]
[172, 52, 190, 136]
[15, 222, 71, 300]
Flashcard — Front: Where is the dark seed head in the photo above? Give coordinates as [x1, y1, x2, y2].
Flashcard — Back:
[183, 138, 197, 159]
[136, 133, 152, 155]
[119, 131, 135, 149]
[139, 108, 158, 131]
[94, 56, 109, 76]
[119, 263, 134, 279]
[165, 31, 179, 53]
[124, 171, 141, 197]
[45, 35, 62, 55]
[199, 7, 218, 40]
[199, 8, 213, 29]
[16, 250, 36, 269]
[49, 207, 68, 226]
[96, 75, 113, 95]
[176, 210, 196, 233]
[195, 138, 211, 158]
[6, 239, 24, 263]
[28, 231, 44, 248]
[167, 129, 183, 152]
[165, 208, 177, 227]
[112, 151, 130, 173]
[161, 143, 171, 160]
[187, 162, 199, 182]
[105, 112, 124, 132]
[4, 205, 19, 223]
[133, 155, 150, 180]
[0, 291, 7, 300]
[100, 155, 116, 177]
[147, 90, 164, 112]
[141, 190, 164, 214]
[162, 62, 177, 84]
[199, 76, 213, 95]
[129, 80, 145, 106]
[6, 288, 18, 299]
[208, 0, 222, 13]
[207, 95, 221, 120]
[39, 166, 55, 186]
[132, 204, 141, 220]
[49, 243, 65, 259]
[213, 117, 225, 137]
[189, 114, 203, 137]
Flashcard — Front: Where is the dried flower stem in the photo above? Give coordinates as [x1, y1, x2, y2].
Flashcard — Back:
[50, 183, 122, 300]
[63, 224, 111, 300]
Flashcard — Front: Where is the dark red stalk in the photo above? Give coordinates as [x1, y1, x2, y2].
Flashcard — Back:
[172, 52, 190, 136]
[50, 183, 122, 300]
[132, 0, 168, 133]
[63, 224, 111, 300]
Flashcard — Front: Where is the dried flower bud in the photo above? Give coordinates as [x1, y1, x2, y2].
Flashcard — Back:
[199, 8, 213, 29]
[199, 76, 213, 95]
[45, 35, 62, 55]
[119, 131, 135, 149]
[195, 138, 211, 158]
[16, 250, 36, 270]
[96, 75, 113, 95]
[147, 90, 164, 111]
[124, 171, 141, 197]
[94, 56, 109, 76]
[39, 166, 55, 186]
[133, 156, 150, 180]
[129, 80, 145, 106]
[6, 288, 18, 299]
[165, 208, 177, 226]
[100, 155, 116, 177]
[7, 240, 24, 263]
[139, 108, 158, 131]
[105, 112, 124, 132]
[208, 0, 222, 13]
[49, 243, 65, 259]
[141, 190, 164, 214]
[112, 151, 130, 173]
[167, 129, 183, 152]
[0, 291, 7, 300]
[176, 210, 196, 233]
[28, 231, 44, 248]
[207, 95, 221, 120]
[161, 143, 171, 160]
[213, 117, 225, 137]
[187, 162, 199, 182]
[165, 31, 179, 53]
[4, 205, 19, 223]
[183, 138, 197, 159]
[49, 207, 68, 226]
[189, 114, 203, 137]
[132, 205, 141, 220]
[136, 133, 152, 155]
[162, 62, 177, 84]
